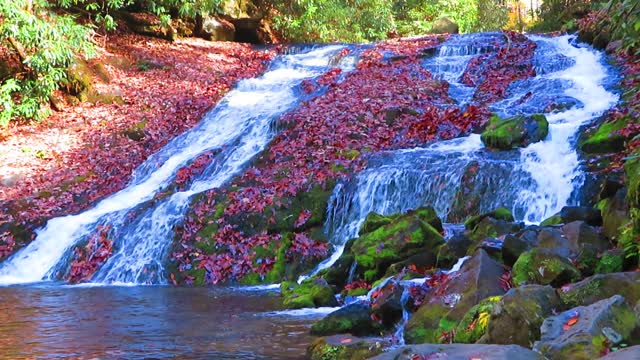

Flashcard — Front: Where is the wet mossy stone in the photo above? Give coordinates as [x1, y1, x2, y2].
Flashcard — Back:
[466, 215, 522, 244]
[281, 278, 338, 309]
[351, 210, 444, 282]
[559, 206, 603, 227]
[502, 228, 540, 266]
[480, 285, 563, 347]
[481, 114, 548, 150]
[600, 346, 640, 359]
[307, 334, 383, 360]
[370, 280, 404, 328]
[579, 117, 628, 154]
[371, 344, 545, 360]
[465, 207, 515, 230]
[437, 233, 473, 268]
[359, 212, 398, 235]
[454, 295, 502, 343]
[534, 295, 638, 360]
[512, 248, 581, 287]
[597, 188, 630, 242]
[404, 249, 506, 344]
[310, 303, 382, 336]
[540, 215, 563, 226]
[559, 272, 640, 308]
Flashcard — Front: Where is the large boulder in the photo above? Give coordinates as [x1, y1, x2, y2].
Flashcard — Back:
[600, 346, 640, 359]
[310, 303, 382, 336]
[370, 279, 405, 328]
[351, 208, 444, 282]
[428, 17, 459, 34]
[559, 272, 640, 308]
[502, 227, 540, 266]
[534, 295, 639, 360]
[479, 285, 564, 347]
[579, 118, 628, 154]
[512, 248, 581, 287]
[404, 249, 506, 343]
[597, 187, 630, 242]
[559, 206, 603, 226]
[481, 114, 548, 150]
[370, 344, 544, 360]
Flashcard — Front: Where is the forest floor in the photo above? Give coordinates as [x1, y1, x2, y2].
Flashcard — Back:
[0, 32, 273, 230]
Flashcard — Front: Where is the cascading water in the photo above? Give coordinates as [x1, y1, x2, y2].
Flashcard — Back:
[303, 33, 619, 279]
[0, 45, 358, 285]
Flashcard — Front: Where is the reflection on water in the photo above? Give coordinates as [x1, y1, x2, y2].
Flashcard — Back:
[0, 286, 317, 359]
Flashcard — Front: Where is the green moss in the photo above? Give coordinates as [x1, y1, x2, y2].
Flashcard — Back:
[404, 304, 450, 344]
[512, 249, 581, 286]
[454, 296, 501, 343]
[360, 212, 395, 235]
[337, 149, 360, 160]
[559, 278, 603, 308]
[481, 114, 548, 150]
[540, 215, 563, 226]
[465, 207, 514, 230]
[307, 337, 382, 360]
[580, 118, 628, 154]
[281, 279, 336, 309]
[345, 287, 369, 297]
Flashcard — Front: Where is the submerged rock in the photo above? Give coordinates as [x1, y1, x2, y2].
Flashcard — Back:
[370, 344, 544, 360]
[534, 295, 639, 360]
[307, 334, 383, 360]
[310, 303, 381, 336]
[481, 114, 548, 150]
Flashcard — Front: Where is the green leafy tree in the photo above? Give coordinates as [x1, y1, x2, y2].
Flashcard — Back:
[0, 0, 96, 126]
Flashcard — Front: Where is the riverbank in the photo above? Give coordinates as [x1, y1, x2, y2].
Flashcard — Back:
[0, 32, 273, 255]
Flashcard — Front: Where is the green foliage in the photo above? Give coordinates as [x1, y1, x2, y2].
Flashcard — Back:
[271, 0, 395, 42]
[0, 0, 96, 126]
[606, 0, 640, 53]
[531, 0, 593, 32]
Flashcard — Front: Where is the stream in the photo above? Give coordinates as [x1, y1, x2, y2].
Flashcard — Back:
[0, 32, 619, 358]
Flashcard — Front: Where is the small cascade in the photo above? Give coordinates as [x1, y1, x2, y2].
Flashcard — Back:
[303, 33, 618, 280]
[0, 45, 359, 285]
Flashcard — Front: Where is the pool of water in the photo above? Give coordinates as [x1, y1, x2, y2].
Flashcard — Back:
[0, 286, 320, 359]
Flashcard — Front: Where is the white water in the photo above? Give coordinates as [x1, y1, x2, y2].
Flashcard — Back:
[302, 34, 618, 280]
[0, 45, 356, 285]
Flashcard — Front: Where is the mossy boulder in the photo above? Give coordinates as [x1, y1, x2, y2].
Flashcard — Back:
[597, 188, 630, 242]
[307, 335, 383, 360]
[479, 285, 564, 347]
[502, 228, 540, 266]
[281, 278, 338, 309]
[481, 114, 548, 150]
[534, 295, 638, 360]
[512, 248, 581, 287]
[310, 303, 382, 336]
[549, 206, 602, 227]
[351, 209, 444, 282]
[454, 295, 502, 343]
[465, 215, 522, 244]
[540, 215, 563, 226]
[429, 17, 459, 34]
[437, 233, 473, 268]
[404, 249, 506, 343]
[579, 118, 628, 154]
[465, 207, 514, 229]
[559, 272, 640, 308]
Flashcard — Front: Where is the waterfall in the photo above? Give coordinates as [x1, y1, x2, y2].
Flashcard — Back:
[0, 45, 358, 285]
[303, 34, 619, 279]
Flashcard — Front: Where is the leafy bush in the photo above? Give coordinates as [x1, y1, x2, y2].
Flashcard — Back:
[0, 0, 96, 126]
[605, 0, 640, 53]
